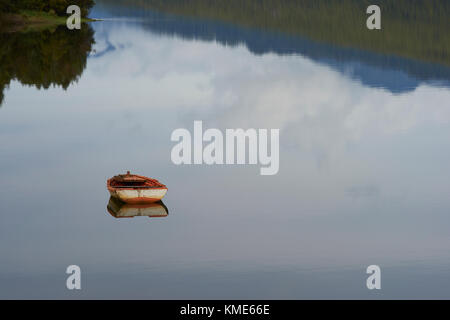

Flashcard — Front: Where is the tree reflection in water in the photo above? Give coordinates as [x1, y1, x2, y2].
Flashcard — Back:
[0, 25, 95, 106]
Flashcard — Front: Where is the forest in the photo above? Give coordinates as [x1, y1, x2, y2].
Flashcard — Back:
[102, 0, 450, 66]
[0, 0, 95, 17]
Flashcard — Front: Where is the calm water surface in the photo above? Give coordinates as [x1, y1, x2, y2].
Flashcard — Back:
[1, 2, 450, 299]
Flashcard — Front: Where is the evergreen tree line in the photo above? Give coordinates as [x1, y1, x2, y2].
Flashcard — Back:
[102, 0, 450, 66]
[0, 0, 95, 16]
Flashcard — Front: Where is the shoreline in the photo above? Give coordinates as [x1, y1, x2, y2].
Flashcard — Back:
[0, 10, 98, 32]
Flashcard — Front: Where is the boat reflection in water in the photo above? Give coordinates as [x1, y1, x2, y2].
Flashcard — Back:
[107, 197, 169, 219]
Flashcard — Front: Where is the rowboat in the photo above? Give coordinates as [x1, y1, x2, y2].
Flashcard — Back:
[107, 196, 169, 218]
[107, 171, 168, 204]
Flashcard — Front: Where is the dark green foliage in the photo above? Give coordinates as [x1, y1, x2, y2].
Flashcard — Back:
[102, 0, 450, 65]
[0, 0, 95, 16]
[0, 25, 94, 106]
[0, 0, 18, 13]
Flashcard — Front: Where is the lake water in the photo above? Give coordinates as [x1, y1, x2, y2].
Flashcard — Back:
[1, 1, 450, 299]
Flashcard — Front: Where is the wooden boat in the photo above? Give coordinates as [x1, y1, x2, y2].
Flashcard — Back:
[107, 171, 167, 204]
[107, 197, 169, 218]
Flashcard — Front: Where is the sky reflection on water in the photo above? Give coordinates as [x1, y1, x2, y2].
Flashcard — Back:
[0, 4, 450, 299]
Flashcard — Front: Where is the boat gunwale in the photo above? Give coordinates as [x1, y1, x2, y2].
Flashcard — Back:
[107, 174, 167, 191]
